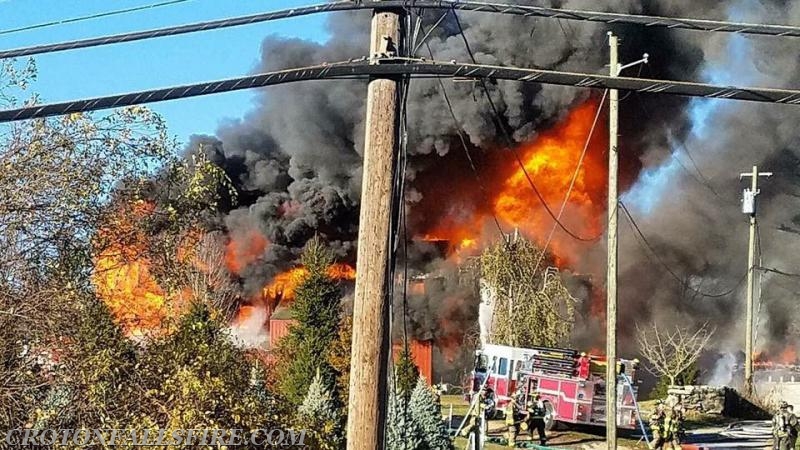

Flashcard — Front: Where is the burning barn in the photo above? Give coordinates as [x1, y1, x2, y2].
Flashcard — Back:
[88, 0, 800, 391]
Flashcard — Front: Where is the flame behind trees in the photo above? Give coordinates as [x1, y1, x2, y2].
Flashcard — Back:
[0, 59, 185, 427]
[90, 151, 238, 336]
[272, 237, 347, 406]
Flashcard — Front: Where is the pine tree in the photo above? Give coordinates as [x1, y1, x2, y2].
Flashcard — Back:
[410, 377, 453, 450]
[327, 314, 353, 406]
[395, 346, 419, 401]
[387, 386, 423, 450]
[297, 370, 345, 450]
[274, 237, 343, 404]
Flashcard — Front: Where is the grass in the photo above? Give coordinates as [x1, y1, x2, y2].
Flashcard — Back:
[442, 394, 471, 417]
[444, 394, 648, 449]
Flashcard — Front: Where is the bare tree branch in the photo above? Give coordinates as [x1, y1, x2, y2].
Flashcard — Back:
[637, 321, 714, 386]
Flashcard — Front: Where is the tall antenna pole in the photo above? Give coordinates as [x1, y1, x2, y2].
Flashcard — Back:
[346, 6, 403, 450]
[740, 165, 772, 397]
[606, 30, 620, 450]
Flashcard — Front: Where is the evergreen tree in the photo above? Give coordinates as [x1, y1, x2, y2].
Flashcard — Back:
[327, 314, 353, 406]
[274, 237, 343, 405]
[409, 377, 453, 450]
[296, 370, 345, 449]
[395, 347, 419, 401]
[387, 386, 423, 450]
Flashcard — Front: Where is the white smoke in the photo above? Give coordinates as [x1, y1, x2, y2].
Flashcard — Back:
[478, 279, 496, 347]
[706, 352, 736, 386]
[228, 306, 268, 349]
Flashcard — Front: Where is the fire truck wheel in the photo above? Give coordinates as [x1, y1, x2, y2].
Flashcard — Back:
[543, 401, 556, 431]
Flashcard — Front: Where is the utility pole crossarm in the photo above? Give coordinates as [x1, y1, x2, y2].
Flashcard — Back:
[740, 172, 774, 179]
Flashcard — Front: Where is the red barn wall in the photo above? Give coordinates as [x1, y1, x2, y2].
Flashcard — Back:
[269, 319, 294, 347]
[393, 340, 434, 385]
[269, 320, 433, 385]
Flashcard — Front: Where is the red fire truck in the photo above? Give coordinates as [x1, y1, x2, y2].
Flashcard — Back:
[466, 343, 641, 430]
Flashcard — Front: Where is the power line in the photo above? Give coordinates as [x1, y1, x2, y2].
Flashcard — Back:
[417, 22, 508, 242]
[0, 0, 193, 36]
[632, 93, 722, 198]
[619, 200, 746, 298]
[3, 0, 800, 60]
[760, 266, 800, 278]
[533, 90, 608, 274]
[4, 58, 800, 123]
[452, 9, 601, 242]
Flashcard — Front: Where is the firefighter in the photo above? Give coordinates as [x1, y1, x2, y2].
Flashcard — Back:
[526, 394, 547, 446]
[505, 396, 520, 447]
[772, 401, 798, 450]
[431, 384, 442, 408]
[788, 405, 799, 448]
[662, 398, 685, 450]
[576, 352, 591, 379]
[649, 399, 666, 449]
[461, 387, 487, 439]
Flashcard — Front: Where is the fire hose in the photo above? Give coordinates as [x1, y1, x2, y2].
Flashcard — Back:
[719, 421, 773, 440]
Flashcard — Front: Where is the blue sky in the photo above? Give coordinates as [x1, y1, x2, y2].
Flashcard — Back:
[0, 0, 330, 142]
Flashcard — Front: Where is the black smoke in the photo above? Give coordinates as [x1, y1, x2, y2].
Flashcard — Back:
[187, 1, 800, 380]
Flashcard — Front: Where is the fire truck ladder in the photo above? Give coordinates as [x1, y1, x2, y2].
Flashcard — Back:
[620, 373, 650, 447]
[454, 356, 498, 450]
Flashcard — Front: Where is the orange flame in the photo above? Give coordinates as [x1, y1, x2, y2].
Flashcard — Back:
[755, 345, 799, 366]
[92, 201, 186, 337]
[225, 228, 268, 276]
[492, 100, 606, 266]
[415, 98, 607, 266]
[233, 304, 257, 326]
[780, 346, 798, 364]
[262, 263, 356, 302]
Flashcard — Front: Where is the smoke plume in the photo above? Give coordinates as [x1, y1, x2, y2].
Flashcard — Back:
[186, 0, 800, 380]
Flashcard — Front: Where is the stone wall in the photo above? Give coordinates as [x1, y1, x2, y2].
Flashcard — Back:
[666, 385, 769, 419]
[667, 385, 728, 415]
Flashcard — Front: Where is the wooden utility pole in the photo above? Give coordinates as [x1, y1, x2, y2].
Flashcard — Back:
[606, 31, 619, 450]
[740, 165, 772, 397]
[346, 7, 403, 450]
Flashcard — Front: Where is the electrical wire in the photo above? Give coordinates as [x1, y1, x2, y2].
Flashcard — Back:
[0, 0, 193, 37]
[753, 220, 764, 350]
[417, 21, 508, 243]
[4, 0, 800, 60]
[4, 58, 800, 123]
[412, 10, 450, 56]
[759, 266, 800, 278]
[532, 90, 608, 276]
[387, 14, 414, 442]
[451, 10, 602, 242]
[619, 200, 747, 298]
[633, 92, 723, 199]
